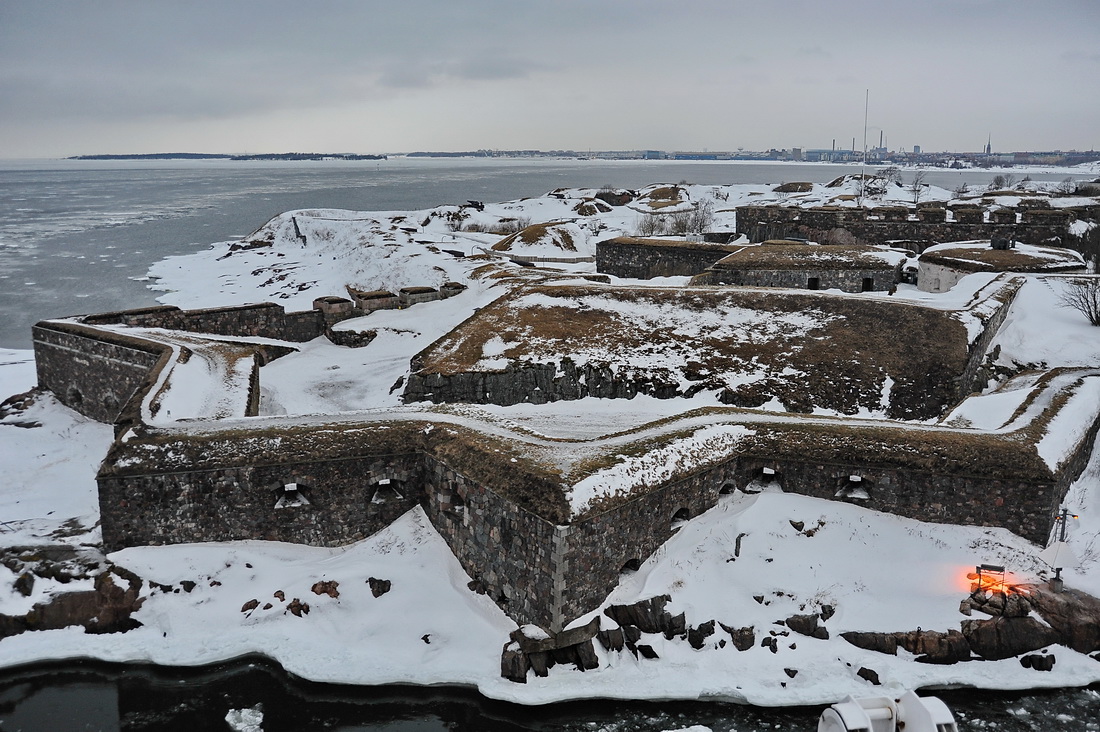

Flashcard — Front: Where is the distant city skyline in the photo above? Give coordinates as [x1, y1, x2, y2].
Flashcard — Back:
[1, 1, 1098, 159]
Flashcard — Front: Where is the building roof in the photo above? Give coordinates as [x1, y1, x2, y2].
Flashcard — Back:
[919, 241, 1086, 274]
[710, 243, 907, 271]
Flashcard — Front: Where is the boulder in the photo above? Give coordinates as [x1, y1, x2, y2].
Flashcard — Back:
[605, 595, 676, 635]
[786, 613, 829, 640]
[719, 623, 756, 652]
[687, 620, 716, 650]
[961, 617, 1061, 660]
[597, 627, 624, 652]
[500, 643, 529, 683]
[841, 631, 898, 655]
[857, 667, 881, 685]
[367, 577, 391, 598]
[1025, 585, 1100, 654]
[1020, 653, 1056, 671]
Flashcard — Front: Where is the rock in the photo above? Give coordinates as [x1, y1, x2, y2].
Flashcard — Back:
[574, 640, 600, 670]
[841, 631, 898, 655]
[688, 620, 716, 650]
[241, 599, 259, 614]
[1025, 584, 1100, 654]
[719, 623, 756, 652]
[820, 604, 836, 621]
[274, 590, 285, 602]
[1021, 653, 1055, 671]
[635, 644, 659, 659]
[311, 580, 339, 599]
[180, 580, 196, 593]
[286, 598, 310, 617]
[665, 612, 687, 640]
[753, 595, 765, 605]
[262, 603, 272, 610]
[786, 613, 828, 640]
[761, 636, 778, 654]
[959, 598, 973, 616]
[789, 520, 805, 532]
[500, 643, 529, 683]
[784, 668, 798, 678]
[909, 630, 971, 665]
[368, 577, 391, 598]
[0, 614, 28, 639]
[962, 617, 1060, 660]
[605, 595, 673, 634]
[14, 572, 34, 597]
[622, 625, 642, 645]
[510, 616, 599, 654]
[597, 627, 624, 652]
[857, 667, 881, 685]
[528, 651, 551, 677]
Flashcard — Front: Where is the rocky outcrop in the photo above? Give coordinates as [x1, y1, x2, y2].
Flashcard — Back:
[0, 564, 144, 639]
[785, 613, 829, 640]
[842, 629, 972, 664]
[1025, 585, 1100, 654]
[604, 595, 685, 637]
[961, 616, 1061, 660]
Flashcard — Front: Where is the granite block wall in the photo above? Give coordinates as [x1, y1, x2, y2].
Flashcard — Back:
[33, 323, 164, 423]
[420, 457, 560, 628]
[735, 206, 1076, 250]
[557, 461, 738, 625]
[99, 453, 423, 552]
[595, 239, 741, 278]
[731, 456, 1060, 545]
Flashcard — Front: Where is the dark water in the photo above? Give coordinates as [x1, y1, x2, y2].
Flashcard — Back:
[0, 658, 1098, 732]
[0, 157, 1082, 349]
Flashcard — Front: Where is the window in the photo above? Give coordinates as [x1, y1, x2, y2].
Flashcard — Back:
[861, 277, 874, 292]
[835, 475, 871, 500]
[807, 277, 820, 291]
[275, 482, 312, 509]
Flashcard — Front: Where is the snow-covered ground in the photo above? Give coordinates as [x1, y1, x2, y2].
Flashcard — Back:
[3, 178, 1100, 706]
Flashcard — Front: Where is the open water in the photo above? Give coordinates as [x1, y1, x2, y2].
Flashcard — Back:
[0, 157, 1097, 730]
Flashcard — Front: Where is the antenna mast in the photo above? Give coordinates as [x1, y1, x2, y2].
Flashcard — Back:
[860, 89, 869, 203]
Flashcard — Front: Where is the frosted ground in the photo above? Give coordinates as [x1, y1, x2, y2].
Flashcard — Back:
[1, 176, 1099, 708]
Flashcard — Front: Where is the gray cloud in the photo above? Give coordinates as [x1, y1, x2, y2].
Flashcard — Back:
[1, 0, 1098, 156]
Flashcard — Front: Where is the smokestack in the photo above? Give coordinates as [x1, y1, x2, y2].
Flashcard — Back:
[879, 130, 883, 149]
[832, 138, 835, 151]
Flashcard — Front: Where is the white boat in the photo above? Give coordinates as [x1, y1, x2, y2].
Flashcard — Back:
[817, 690, 958, 732]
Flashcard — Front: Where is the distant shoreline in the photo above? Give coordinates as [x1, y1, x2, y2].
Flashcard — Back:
[68, 152, 387, 161]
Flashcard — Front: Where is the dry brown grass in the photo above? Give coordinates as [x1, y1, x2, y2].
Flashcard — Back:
[713, 244, 897, 271]
[413, 285, 972, 419]
[921, 245, 1083, 273]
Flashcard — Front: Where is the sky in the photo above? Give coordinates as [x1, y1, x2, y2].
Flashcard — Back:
[1, 0, 1098, 158]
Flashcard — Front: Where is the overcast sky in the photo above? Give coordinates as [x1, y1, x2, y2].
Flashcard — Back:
[1, 0, 1097, 158]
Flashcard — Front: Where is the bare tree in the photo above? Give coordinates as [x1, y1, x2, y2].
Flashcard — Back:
[1059, 278, 1100, 326]
[881, 166, 902, 185]
[953, 182, 970, 199]
[1056, 177, 1077, 195]
[908, 171, 928, 205]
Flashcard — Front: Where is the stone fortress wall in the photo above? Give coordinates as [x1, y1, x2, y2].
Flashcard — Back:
[734, 203, 1094, 252]
[30, 276, 1100, 635]
[596, 201, 1095, 285]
